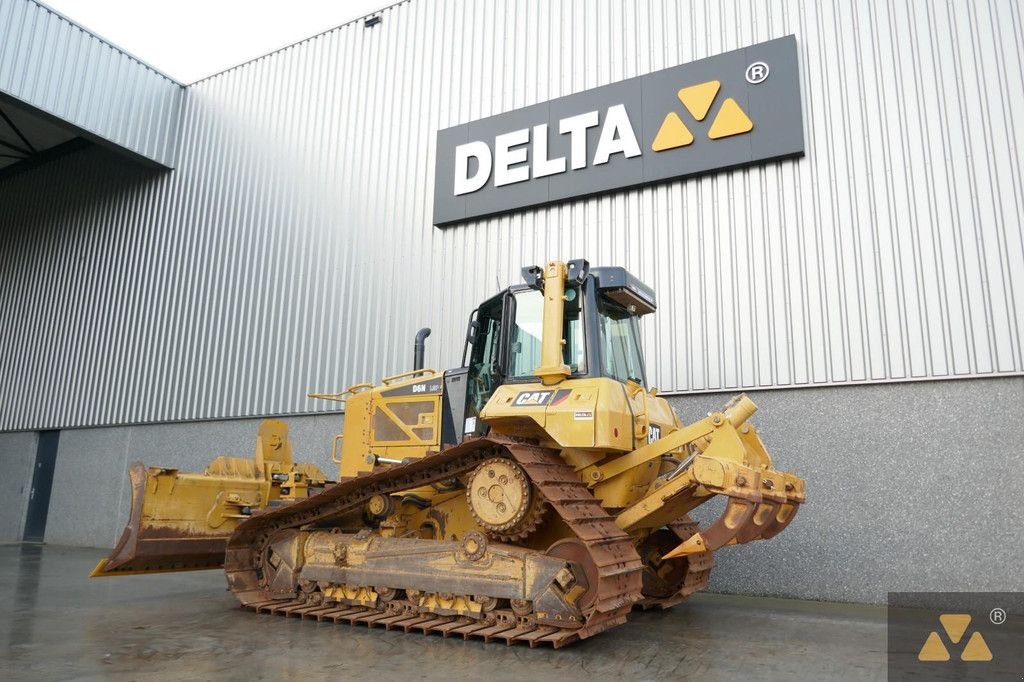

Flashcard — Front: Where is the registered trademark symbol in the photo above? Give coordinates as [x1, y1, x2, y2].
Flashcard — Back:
[746, 61, 769, 84]
[990, 607, 1006, 625]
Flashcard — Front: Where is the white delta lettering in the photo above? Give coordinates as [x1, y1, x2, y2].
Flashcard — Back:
[453, 104, 641, 196]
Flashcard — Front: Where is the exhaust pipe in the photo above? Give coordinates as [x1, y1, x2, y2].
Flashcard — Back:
[413, 327, 431, 370]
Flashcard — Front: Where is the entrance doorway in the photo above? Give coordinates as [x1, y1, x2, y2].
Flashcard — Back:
[23, 430, 59, 543]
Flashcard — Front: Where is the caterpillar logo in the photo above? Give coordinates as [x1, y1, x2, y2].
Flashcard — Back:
[512, 388, 572, 407]
[513, 390, 554, 406]
[917, 614, 993, 662]
[434, 35, 803, 226]
[651, 80, 754, 152]
[647, 424, 662, 444]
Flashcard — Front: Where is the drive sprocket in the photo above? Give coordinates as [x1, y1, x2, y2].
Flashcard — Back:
[466, 457, 545, 541]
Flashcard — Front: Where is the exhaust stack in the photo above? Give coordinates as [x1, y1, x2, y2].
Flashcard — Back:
[413, 327, 431, 370]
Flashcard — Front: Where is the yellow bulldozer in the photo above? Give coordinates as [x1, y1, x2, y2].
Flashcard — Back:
[93, 259, 805, 647]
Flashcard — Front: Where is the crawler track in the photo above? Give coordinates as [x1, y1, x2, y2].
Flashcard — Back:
[243, 600, 598, 648]
[224, 436, 644, 647]
[637, 517, 714, 610]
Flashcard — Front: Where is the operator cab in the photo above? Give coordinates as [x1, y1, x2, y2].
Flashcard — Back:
[440, 259, 655, 444]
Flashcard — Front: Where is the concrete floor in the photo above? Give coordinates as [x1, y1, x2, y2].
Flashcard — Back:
[0, 544, 888, 681]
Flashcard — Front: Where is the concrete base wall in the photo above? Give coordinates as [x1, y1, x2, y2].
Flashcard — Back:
[5, 376, 1020, 603]
[0, 431, 37, 542]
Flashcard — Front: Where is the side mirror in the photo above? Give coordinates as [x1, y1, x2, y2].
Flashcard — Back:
[466, 319, 480, 343]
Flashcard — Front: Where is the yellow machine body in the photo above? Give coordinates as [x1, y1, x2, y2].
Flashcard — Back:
[93, 259, 805, 648]
[334, 369, 444, 478]
[92, 420, 327, 576]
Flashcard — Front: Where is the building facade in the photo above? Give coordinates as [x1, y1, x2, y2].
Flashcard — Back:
[1, 0, 1022, 603]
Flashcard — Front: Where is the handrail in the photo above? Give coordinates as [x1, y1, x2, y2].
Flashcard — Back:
[380, 368, 438, 385]
[307, 383, 375, 403]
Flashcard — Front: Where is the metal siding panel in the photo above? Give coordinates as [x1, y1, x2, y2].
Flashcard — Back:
[0, 0, 182, 167]
[1, 0, 1022, 432]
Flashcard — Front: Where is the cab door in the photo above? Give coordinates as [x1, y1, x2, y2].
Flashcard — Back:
[464, 293, 508, 434]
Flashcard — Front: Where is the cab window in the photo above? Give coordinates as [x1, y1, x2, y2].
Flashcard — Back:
[466, 300, 502, 414]
[597, 295, 645, 385]
[508, 287, 585, 379]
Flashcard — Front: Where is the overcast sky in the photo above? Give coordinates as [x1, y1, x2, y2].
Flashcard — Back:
[45, 0, 393, 83]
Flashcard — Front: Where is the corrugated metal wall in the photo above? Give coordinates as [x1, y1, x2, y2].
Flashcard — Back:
[0, 0, 182, 167]
[1, 0, 1022, 431]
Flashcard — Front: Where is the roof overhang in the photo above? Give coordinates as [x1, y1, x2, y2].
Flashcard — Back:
[0, 0, 184, 174]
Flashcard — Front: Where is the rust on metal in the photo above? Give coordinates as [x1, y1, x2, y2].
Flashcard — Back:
[91, 463, 230, 576]
[222, 436, 643, 647]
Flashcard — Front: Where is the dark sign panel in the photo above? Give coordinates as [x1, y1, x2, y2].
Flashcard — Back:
[887, 592, 1023, 680]
[433, 35, 804, 226]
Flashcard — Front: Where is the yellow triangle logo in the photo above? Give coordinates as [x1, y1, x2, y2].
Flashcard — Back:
[651, 111, 694, 151]
[939, 614, 971, 644]
[677, 80, 720, 121]
[652, 81, 755, 152]
[918, 631, 950, 661]
[708, 98, 754, 139]
[961, 632, 993, 661]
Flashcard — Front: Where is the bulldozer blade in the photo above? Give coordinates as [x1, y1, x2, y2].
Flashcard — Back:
[91, 462, 254, 576]
[663, 497, 757, 559]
